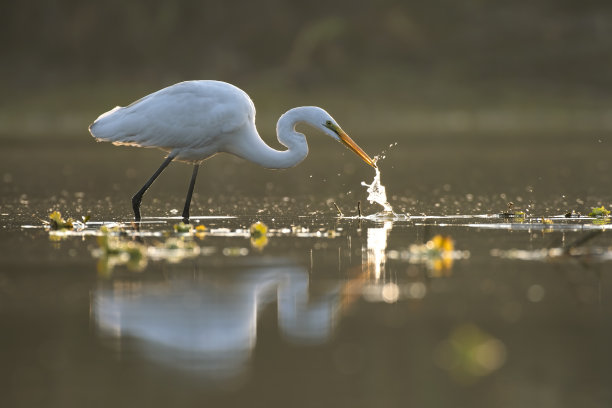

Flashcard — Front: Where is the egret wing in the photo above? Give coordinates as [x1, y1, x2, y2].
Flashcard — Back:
[90, 81, 254, 153]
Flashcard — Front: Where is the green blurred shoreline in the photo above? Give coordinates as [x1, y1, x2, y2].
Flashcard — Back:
[3, 1, 612, 139]
[2, 73, 612, 140]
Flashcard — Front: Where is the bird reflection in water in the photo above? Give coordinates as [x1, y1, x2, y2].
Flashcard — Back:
[93, 261, 345, 382]
[92, 222, 468, 383]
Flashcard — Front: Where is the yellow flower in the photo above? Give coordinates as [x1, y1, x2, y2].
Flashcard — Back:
[430, 235, 454, 252]
[250, 221, 268, 238]
[250, 221, 269, 250]
[426, 235, 455, 276]
[250, 235, 269, 251]
[195, 224, 207, 239]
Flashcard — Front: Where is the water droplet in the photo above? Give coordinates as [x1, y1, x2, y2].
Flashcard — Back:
[361, 167, 393, 212]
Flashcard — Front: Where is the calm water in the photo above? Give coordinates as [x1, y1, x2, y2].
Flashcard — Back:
[1, 134, 611, 407]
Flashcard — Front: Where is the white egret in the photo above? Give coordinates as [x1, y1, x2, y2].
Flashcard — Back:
[89, 80, 376, 222]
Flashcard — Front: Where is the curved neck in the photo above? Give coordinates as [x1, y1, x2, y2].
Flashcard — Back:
[229, 107, 311, 169]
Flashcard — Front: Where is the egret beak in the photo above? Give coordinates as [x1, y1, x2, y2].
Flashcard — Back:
[337, 129, 377, 168]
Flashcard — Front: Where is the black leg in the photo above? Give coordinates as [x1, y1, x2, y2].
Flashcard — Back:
[132, 154, 176, 221]
[182, 164, 199, 223]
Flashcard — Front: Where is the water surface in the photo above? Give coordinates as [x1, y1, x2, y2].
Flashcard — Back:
[1, 134, 611, 407]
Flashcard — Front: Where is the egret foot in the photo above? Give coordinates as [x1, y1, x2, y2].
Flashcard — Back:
[132, 194, 143, 222]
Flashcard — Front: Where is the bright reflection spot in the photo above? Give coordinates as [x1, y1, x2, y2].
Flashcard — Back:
[381, 283, 400, 303]
[474, 339, 506, 371]
[222, 247, 249, 256]
[405, 282, 427, 299]
[364, 221, 393, 280]
[362, 282, 427, 303]
[362, 285, 381, 302]
[527, 284, 545, 302]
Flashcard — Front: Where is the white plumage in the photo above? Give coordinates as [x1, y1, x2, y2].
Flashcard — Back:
[89, 80, 375, 221]
[91, 81, 255, 162]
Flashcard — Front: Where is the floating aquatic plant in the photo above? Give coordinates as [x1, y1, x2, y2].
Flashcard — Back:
[592, 218, 610, 225]
[48, 211, 74, 230]
[589, 206, 610, 217]
[250, 221, 268, 238]
[491, 245, 612, 262]
[95, 228, 147, 276]
[499, 202, 525, 220]
[387, 234, 468, 275]
[429, 235, 454, 252]
[326, 229, 337, 238]
[173, 222, 194, 233]
[427, 235, 455, 274]
[148, 237, 200, 263]
[223, 247, 250, 256]
[250, 221, 269, 250]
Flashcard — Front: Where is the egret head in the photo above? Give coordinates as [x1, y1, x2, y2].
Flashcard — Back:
[318, 112, 377, 168]
[279, 106, 377, 168]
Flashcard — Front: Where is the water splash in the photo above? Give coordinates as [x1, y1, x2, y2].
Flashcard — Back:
[361, 159, 394, 214]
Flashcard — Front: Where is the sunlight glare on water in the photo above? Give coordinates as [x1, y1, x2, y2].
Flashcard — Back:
[363, 221, 392, 280]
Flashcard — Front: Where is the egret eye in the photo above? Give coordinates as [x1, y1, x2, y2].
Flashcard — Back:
[325, 120, 333, 127]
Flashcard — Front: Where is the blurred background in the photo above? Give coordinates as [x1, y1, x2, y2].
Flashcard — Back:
[2, 0, 612, 140]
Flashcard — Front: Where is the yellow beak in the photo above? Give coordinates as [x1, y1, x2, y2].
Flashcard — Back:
[337, 129, 377, 168]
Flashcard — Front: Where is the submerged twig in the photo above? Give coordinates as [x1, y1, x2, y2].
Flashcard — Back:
[357, 201, 362, 217]
[333, 202, 344, 217]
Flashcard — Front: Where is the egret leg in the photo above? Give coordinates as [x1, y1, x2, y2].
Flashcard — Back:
[132, 154, 176, 221]
[181, 164, 199, 223]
